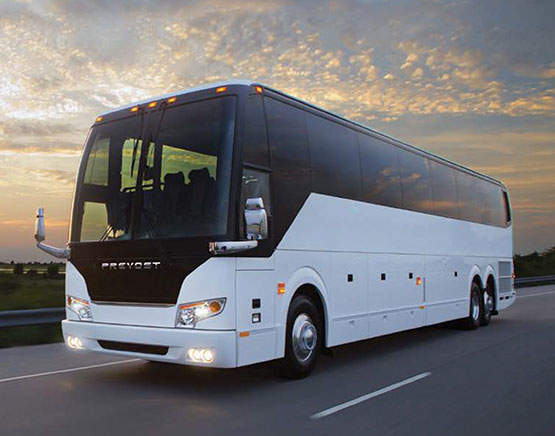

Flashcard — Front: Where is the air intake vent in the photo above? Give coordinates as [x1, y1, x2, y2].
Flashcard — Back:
[498, 261, 513, 293]
[98, 340, 168, 355]
[499, 261, 512, 277]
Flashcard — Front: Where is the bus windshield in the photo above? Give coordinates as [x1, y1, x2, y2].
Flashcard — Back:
[72, 96, 236, 242]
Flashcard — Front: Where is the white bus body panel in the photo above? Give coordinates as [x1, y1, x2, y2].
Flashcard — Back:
[63, 193, 514, 368]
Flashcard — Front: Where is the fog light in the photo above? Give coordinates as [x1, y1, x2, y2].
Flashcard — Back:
[67, 335, 84, 350]
[187, 348, 215, 363]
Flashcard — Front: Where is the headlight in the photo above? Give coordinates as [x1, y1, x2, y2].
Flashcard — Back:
[176, 298, 226, 328]
[67, 295, 93, 321]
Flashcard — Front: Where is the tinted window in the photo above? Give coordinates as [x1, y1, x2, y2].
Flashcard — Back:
[503, 191, 511, 224]
[478, 182, 505, 226]
[243, 94, 269, 167]
[399, 151, 432, 213]
[456, 172, 481, 223]
[241, 168, 271, 214]
[358, 133, 402, 208]
[77, 116, 142, 241]
[264, 97, 310, 242]
[74, 97, 236, 242]
[137, 97, 236, 238]
[84, 137, 109, 186]
[306, 113, 361, 200]
[429, 160, 459, 219]
[240, 168, 271, 238]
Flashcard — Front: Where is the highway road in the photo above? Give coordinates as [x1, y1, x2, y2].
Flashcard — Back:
[1, 285, 554, 435]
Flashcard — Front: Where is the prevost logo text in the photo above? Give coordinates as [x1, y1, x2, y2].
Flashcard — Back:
[101, 261, 161, 271]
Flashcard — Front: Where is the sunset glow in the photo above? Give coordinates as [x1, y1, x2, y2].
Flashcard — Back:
[0, 0, 553, 260]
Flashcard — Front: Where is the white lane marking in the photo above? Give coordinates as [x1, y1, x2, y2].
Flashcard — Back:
[518, 290, 555, 299]
[0, 359, 140, 384]
[311, 372, 431, 420]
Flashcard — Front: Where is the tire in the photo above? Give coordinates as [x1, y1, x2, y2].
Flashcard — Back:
[277, 295, 322, 379]
[480, 284, 494, 326]
[461, 282, 481, 330]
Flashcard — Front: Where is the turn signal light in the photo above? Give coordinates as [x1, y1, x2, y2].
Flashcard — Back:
[416, 277, 422, 286]
[278, 282, 286, 294]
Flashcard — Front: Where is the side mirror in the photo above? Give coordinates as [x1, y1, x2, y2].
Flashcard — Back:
[245, 197, 268, 240]
[34, 207, 70, 259]
[34, 208, 45, 242]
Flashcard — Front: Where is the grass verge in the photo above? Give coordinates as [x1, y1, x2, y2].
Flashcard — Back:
[0, 324, 63, 348]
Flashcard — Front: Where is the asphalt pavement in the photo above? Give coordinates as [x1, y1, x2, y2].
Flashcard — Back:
[1, 285, 554, 436]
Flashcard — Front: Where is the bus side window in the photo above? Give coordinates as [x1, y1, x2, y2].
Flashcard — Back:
[399, 150, 433, 214]
[240, 167, 271, 238]
[359, 133, 402, 209]
[502, 191, 511, 225]
[306, 112, 361, 200]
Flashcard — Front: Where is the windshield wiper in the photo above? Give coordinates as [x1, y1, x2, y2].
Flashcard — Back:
[129, 110, 144, 178]
[129, 136, 140, 178]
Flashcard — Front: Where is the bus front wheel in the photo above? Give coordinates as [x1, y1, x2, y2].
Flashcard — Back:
[277, 295, 321, 379]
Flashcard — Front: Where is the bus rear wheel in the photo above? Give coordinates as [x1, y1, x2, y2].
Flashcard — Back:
[480, 285, 494, 326]
[277, 295, 321, 379]
[461, 282, 481, 330]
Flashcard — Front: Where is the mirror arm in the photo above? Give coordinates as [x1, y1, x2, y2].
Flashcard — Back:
[34, 207, 70, 259]
[209, 240, 258, 255]
[36, 242, 70, 259]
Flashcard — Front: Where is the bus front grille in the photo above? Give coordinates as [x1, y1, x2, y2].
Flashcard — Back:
[98, 340, 169, 355]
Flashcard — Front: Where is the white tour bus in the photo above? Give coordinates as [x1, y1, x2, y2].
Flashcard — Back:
[35, 80, 515, 378]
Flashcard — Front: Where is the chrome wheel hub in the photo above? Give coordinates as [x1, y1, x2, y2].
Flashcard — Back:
[484, 291, 494, 315]
[292, 313, 317, 362]
[471, 292, 480, 321]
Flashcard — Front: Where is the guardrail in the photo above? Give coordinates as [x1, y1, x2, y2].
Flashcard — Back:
[514, 275, 555, 287]
[0, 308, 65, 328]
[0, 275, 553, 328]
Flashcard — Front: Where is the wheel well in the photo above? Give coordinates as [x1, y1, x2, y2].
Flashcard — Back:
[292, 284, 326, 345]
[472, 275, 483, 290]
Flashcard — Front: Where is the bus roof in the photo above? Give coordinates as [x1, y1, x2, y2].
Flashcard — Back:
[97, 79, 505, 188]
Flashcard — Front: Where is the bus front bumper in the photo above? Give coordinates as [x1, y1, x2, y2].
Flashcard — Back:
[61, 320, 237, 368]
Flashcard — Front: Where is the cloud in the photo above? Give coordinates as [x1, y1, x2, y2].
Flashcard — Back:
[0, 0, 554, 258]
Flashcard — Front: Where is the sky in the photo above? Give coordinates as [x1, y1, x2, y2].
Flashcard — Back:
[0, 0, 553, 261]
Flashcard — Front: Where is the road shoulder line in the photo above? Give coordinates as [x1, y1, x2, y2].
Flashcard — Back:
[0, 359, 140, 384]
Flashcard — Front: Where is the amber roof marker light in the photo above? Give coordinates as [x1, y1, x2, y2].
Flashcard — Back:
[130, 106, 139, 113]
[167, 96, 177, 104]
[216, 86, 227, 93]
[147, 101, 158, 108]
[95, 116, 103, 122]
[254, 86, 263, 94]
